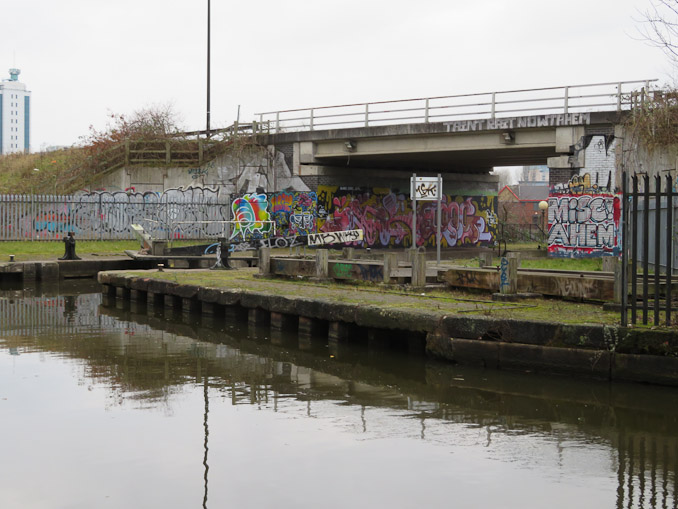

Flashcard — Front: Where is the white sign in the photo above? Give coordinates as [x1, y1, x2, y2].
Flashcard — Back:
[307, 229, 364, 246]
[411, 176, 441, 201]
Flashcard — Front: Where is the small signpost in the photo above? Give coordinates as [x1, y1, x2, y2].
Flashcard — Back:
[411, 174, 443, 265]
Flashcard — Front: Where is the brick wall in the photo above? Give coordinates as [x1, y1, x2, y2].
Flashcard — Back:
[275, 143, 294, 171]
[549, 168, 579, 187]
[583, 135, 616, 189]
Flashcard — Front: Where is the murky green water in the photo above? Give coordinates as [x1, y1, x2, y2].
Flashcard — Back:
[2, 281, 678, 508]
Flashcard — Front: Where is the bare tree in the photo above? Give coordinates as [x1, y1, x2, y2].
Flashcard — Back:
[637, 0, 678, 66]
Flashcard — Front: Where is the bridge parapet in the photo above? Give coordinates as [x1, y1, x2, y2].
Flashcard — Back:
[255, 80, 656, 135]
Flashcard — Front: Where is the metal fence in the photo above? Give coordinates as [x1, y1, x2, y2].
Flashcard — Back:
[621, 173, 676, 326]
[0, 194, 231, 241]
[255, 80, 656, 133]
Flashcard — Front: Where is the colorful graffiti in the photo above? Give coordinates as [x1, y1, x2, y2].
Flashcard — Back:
[547, 193, 621, 258]
[269, 191, 317, 237]
[230, 191, 317, 241]
[316, 186, 497, 248]
[230, 193, 272, 240]
[550, 172, 612, 195]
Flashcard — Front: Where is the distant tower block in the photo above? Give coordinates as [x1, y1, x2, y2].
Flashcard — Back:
[0, 68, 32, 154]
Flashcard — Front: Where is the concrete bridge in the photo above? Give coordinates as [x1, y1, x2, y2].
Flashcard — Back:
[254, 80, 653, 192]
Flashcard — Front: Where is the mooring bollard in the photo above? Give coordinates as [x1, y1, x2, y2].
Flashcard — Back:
[58, 232, 81, 260]
[211, 237, 233, 270]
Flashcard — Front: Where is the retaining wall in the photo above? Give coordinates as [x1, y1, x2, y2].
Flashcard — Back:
[98, 271, 678, 386]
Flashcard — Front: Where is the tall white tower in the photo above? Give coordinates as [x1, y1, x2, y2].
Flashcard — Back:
[0, 68, 31, 154]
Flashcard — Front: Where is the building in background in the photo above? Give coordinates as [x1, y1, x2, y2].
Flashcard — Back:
[0, 68, 31, 154]
[497, 182, 549, 243]
[521, 165, 549, 183]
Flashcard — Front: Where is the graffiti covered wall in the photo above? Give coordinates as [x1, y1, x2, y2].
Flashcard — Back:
[548, 134, 621, 258]
[547, 192, 621, 257]
[316, 186, 497, 248]
[0, 187, 230, 241]
[230, 191, 317, 241]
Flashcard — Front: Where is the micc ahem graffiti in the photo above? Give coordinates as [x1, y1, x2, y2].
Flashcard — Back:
[547, 193, 621, 258]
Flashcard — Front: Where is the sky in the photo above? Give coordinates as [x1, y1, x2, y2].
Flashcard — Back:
[1, 0, 674, 151]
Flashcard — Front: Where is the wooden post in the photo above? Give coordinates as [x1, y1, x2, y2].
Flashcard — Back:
[259, 247, 271, 275]
[165, 141, 171, 164]
[507, 251, 521, 267]
[383, 252, 397, 284]
[499, 256, 517, 294]
[614, 262, 623, 304]
[316, 249, 329, 278]
[342, 247, 355, 260]
[479, 252, 493, 267]
[602, 256, 618, 273]
[411, 250, 427, 287]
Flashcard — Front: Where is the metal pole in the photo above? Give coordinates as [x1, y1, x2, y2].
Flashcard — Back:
[206, 0, 211, 136]
[619, 171, 629, 327]
[654, 174, 661, 325]
[643, 174, 650, 325]
[411, 173, 417, 250]
[666, 174, 673, 325]
[632, 175, 639, 324]
[436, 174, 442, 266]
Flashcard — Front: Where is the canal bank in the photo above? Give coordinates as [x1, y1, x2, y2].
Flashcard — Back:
[98, 267, 678, 387]
[0, 257, 157, 282]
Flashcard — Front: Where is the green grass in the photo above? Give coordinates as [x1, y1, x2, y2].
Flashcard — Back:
[451, 256, 603, 272]
[520, 257, 602, 271]
[0, 240, 139, 260]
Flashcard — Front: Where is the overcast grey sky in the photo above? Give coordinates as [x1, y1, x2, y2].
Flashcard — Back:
[1, 0, 673, 150]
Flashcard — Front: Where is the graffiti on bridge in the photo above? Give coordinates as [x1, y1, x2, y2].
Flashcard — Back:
[316, 186, 497, 248]
[547, 193, 621, 258]
[550, 172, 612, 196]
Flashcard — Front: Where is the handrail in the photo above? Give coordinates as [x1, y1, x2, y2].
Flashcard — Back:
[255, 80, 658, 134]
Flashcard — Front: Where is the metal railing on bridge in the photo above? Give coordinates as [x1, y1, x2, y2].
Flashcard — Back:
[255, 80, 657, 134]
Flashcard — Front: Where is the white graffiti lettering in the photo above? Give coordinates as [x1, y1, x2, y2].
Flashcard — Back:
[307, 229, 364, 246]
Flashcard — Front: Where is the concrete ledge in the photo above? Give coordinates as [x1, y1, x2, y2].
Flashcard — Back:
[96, 271, 678, 385]
[612, 353, 678, 385]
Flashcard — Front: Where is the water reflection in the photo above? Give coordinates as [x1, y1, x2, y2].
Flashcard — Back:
[2, 282, 678, 508]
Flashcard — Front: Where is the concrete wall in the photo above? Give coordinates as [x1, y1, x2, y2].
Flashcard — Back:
[96, 145, 310, 195]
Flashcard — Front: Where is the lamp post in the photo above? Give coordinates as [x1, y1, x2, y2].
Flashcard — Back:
[206, 0, 211, 137]
[538, 200, 548, 246]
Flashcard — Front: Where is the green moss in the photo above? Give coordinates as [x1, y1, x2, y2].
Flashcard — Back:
[118, 268, 622, 326]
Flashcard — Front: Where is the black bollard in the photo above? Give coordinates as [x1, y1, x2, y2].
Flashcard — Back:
[59, 232, 81, 260]
[211, 237, 233, 270]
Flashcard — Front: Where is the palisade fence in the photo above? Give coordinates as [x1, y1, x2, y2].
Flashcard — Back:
[621, 173, 678, 326]
[0, 194, 232, 241]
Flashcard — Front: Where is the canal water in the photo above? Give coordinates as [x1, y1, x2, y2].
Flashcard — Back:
[2, 282, 678, 509]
